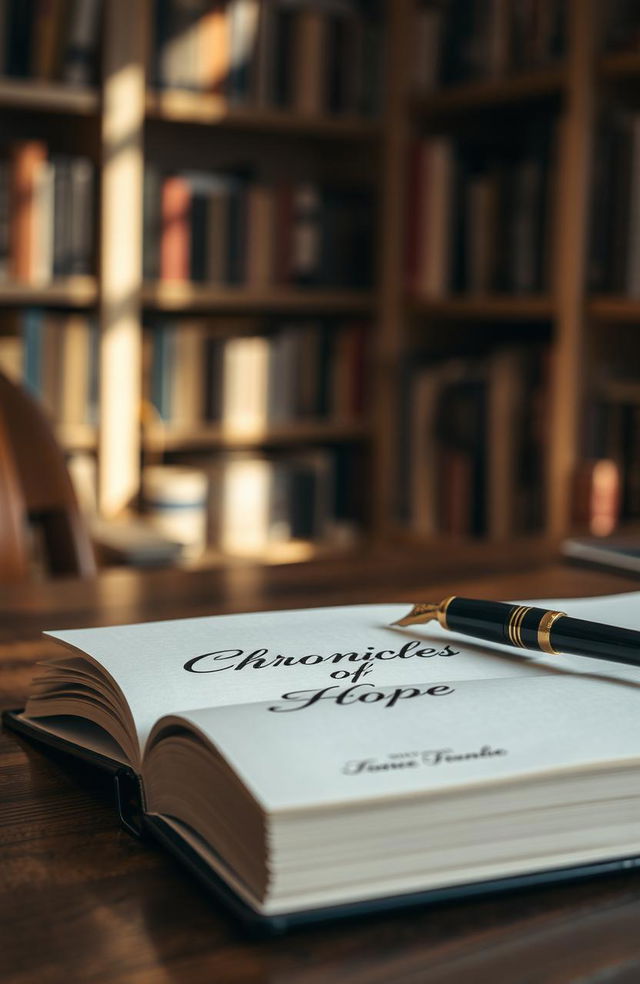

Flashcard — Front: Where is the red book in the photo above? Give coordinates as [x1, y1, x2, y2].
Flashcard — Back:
[10, 141, 47, 284]
[160, 175, 191, 282]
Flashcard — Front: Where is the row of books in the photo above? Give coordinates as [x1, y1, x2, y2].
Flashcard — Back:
[202, 446, 360, 555]
[582, 372, 640, 529]
[589, 113, 640, 296]
[144, 168, 373, 289]
[406, 126, 555, 296]
[0, 309, 98, 426]
[404, 344, 549, 538]
[145, 317, 367, 431]
[603, 2, 640, 53]
[413, 0, 566, 94]
[151, 0, 381, 116]
[0, 0, 102, 86]
[0, 142, 95, 285]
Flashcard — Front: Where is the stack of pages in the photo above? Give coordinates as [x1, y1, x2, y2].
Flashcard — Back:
[10, 593, 640, 928]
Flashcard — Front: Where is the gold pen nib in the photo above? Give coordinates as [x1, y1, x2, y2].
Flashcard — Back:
[391, 603, 440, 627]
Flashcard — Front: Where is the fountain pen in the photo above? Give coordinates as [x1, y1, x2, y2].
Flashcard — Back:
[392, 596, 640, 668]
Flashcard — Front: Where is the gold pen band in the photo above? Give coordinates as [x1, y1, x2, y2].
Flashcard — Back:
[537, 610, 566, 655]
[437, 596, 456, 631]
[507, 605, 531, 647]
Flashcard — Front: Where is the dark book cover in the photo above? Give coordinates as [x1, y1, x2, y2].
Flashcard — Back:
[272, 7, 295, 108]
[189, 191, 208, 283]
[6, 0, 33, 77]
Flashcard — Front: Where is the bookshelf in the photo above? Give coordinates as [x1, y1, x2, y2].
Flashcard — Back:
[0, 0, 633, 563]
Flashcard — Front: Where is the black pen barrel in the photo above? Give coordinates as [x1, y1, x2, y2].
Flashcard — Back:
[443, 597, 640, 667]
[550, 616, 640, 667]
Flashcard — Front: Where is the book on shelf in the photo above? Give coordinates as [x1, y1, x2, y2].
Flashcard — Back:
[405, 344, 549, 538]
[0, 0, 102, 86]
[582, 373, 640, 530]
[602, 1, 640, 54]
[149, 0, 382, 117]
[0, 308, 99, 429]
[0, 141, 95, 286]
[412, 0, 566, 94]
[144, 316, 367, 432]
[6, 590, 640, 931]
[211, 448, 337, 556]
[589, 111, 640, 296]
[406, 121, 556, 298]
[145, 165, 374, 290]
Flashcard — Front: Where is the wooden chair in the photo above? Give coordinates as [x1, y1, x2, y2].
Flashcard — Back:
[0, 371, 96, 582]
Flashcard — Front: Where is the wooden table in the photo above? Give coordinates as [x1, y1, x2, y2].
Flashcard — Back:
[3, 545, 640, 984]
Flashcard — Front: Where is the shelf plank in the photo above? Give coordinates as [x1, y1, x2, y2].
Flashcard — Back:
[416, 67, 565, 116]
[144, 421, 370, 452]
[589, 297, 640, 321]
[410, 295, 555, 320]
[142, 282, 375, 313]
[0, 78, 98, 114]
[146, 90, 381, 139]
[185, 536, 363, 568]
[600, 51, 640, 80]
[0, 277, 98, 307]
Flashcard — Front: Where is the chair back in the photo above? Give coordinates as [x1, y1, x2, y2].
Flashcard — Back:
[0, 371, 96, 581]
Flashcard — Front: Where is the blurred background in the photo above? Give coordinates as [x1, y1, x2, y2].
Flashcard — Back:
[0, 0, 636, 581]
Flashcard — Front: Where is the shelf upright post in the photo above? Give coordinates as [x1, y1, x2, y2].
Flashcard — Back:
[97, 0, 147, 516]
[547, 0, 596, 534]
[373, 0, 413, 537]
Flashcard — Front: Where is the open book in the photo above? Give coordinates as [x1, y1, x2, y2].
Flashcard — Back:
[6, 593, 640, 931]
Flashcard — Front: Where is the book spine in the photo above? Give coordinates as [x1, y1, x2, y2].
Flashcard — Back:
[199, 0, 229, 96]
[160, 175, 192, 282]
[68, 156, 94, 275]
[62, 0, 102, 86]
[228, 0, 261, 104]
[10, 141, 48, 284]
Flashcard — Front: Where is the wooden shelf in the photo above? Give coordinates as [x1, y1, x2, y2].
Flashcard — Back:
[146, 90, 381, 139]
[184, 536, 363, 568]
[416, 67, 565, 117]
[0, 78, 98, 114]
[144, 421, 370, 452]
[0, 277, 98, 307]
[589, 297, 640, 321]
[142, 282, 375, 314]
[600, 51, 640, 81]
[410, 295, 555, 320]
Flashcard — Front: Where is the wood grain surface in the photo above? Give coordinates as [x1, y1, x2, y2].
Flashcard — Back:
[2, 544, 640, 984]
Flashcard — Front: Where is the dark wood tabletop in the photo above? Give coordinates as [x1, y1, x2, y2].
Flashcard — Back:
[3, 543, 640, 984]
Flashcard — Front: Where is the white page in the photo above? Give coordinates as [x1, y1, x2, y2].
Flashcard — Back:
[45, 593, 640, 755]
[162, 672, 640, 812]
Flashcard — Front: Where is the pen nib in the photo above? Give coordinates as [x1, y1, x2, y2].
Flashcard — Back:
[392, 603, 439, 627]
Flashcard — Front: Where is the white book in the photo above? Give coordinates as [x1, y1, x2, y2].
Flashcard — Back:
[14, 591, 640, 926]
[218, 453, 272, 555]
[221, 334, 270, 436]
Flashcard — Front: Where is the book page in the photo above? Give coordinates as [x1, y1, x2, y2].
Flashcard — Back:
[45, 593, 640, 755]
[156, 671, 640, 812]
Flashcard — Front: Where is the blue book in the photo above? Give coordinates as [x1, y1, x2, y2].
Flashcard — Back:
[151, 323, 174, 422]
[22, 309, 43, 399]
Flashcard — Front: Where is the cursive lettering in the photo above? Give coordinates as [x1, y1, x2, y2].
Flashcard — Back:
[184, 641, 459, 674]
[268, 682, 455, 713]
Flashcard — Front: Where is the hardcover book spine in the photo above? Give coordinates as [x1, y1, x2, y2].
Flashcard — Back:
[10, 141, 48, 285]
[160, 175, 192, 282]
